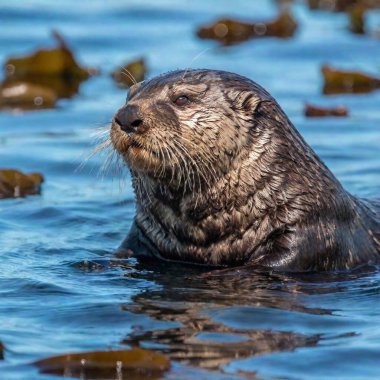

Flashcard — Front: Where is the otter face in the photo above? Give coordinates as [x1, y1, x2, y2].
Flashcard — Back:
[110, 69, 263, 190]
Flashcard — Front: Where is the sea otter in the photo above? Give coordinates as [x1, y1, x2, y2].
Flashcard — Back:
[110, 69, 380, 272]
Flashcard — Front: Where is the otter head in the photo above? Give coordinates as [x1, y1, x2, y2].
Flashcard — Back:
[109, 70, 364, 270]
[110, 69, 276, 192]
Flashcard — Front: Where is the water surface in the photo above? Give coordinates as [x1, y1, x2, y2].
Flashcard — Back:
[1, 1, 380, 379]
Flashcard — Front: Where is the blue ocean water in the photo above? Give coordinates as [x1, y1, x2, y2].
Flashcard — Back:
[0, 1, 380, 379]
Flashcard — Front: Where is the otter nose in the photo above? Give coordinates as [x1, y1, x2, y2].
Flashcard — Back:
[114, 105, 143, 133]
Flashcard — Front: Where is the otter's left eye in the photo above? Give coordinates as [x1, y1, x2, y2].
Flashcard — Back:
[174, 95, 190, 107]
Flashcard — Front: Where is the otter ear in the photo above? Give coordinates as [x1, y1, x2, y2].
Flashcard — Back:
[232, 91, 261, 114]
[253, 100, 277, 118]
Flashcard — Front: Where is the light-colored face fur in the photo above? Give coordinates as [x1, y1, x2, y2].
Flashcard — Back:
[110, 70, 266, 193]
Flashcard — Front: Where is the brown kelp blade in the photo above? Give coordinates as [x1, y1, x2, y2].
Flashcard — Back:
[33, 348, 170, 380]
[349, 4, 367, 34]
[0, 81, 57, 110]
[308, 0, 380, 12]
[304, 103, 349, 117]
[1, 31, 96, 110]
[111, 58, 147, 89]
[196, 11, 297, 45]
[322, 65, 380, 94]
[4, 30, 91, 81]
[0, 169, 44, 199]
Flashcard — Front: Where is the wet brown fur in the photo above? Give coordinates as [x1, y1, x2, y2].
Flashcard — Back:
[110, 69, 380, 272]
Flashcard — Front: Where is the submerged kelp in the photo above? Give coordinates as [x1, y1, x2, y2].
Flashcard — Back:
[34, 348, 170, 380]
[322, 65, 380, 94]
[0, 31, 94, 111]
[304, 103, 349, 117]
[0, 169, 44, 199]
[196, 11, 297, 45]
[111, 58, 147, 88]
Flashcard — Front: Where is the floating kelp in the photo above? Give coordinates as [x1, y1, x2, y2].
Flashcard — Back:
[196, 11, 297, 45]
[308, 0, 357, 11]
[322, 65, 380, 94]
[305, 103, 349, 117]
[1, 31, 95, 110]
[111, 58, 146, 88]
[349, 4, 367, 34]
[0, 169, 44, 199]
[4, 31, 91, 83]
[3, 75, 83, 101]
[33, 348, 170, 380]
[0, 81, 57, 110]
[308, 0, 380, 11]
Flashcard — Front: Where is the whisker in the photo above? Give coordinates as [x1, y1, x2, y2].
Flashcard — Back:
[182, 47, 213, 80]
[121, 67, 137, 85]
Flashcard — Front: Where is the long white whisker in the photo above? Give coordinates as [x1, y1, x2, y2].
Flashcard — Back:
[182, 47, 213, 80]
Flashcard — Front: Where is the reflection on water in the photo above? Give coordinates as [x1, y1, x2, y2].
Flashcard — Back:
[1, 0, 380, 379]
[118, 260, 376, 377]
[121, 262, 319, 373]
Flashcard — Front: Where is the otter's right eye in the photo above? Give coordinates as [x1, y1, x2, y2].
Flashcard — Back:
[174, 95, 190, 107]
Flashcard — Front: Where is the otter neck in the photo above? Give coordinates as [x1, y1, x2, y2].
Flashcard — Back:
[131, 107, 347, 266]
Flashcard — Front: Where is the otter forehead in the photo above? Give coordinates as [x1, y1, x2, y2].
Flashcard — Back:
[143, 70, 220, 91]
[130, 69, 272, 102]
[129, 70, 216, 102]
